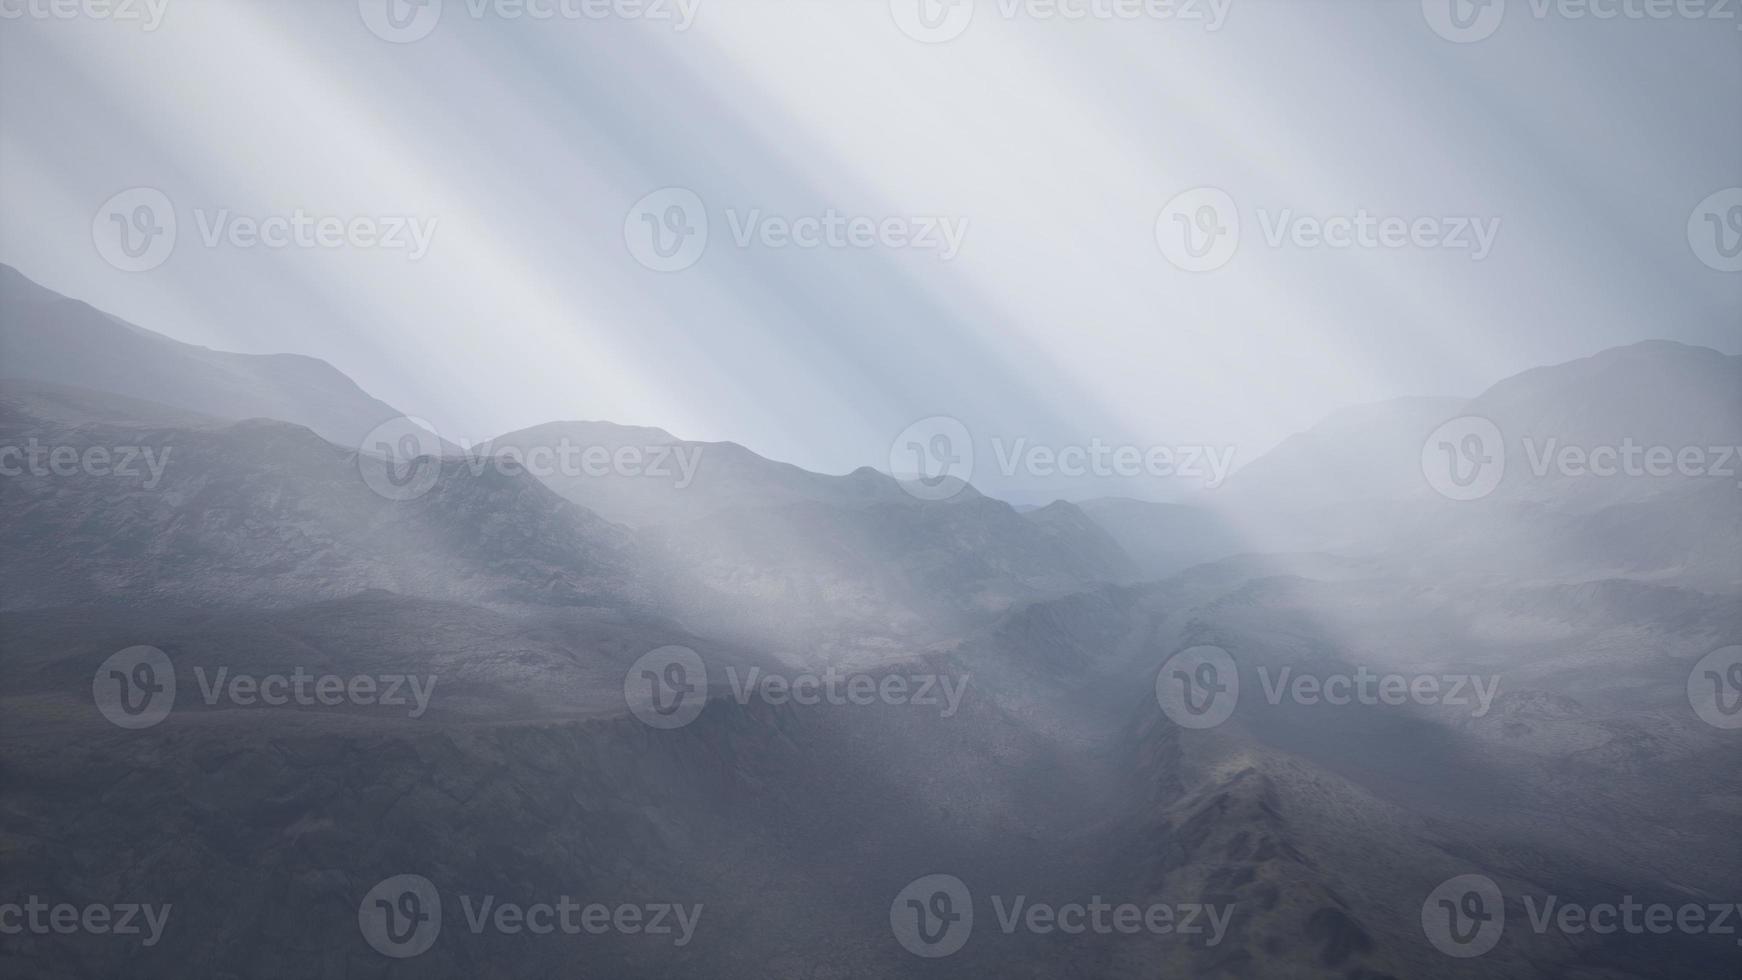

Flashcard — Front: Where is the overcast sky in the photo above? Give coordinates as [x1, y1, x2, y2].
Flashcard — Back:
[2, 0, 1737, 499]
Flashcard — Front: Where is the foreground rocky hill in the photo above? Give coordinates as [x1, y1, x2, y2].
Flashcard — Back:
[2, 270, 1736, 977]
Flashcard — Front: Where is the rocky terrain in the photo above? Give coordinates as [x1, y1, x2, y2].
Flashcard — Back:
[1, 265, 1737, 977]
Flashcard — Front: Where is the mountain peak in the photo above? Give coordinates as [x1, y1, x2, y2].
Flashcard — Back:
[491, 419, 680, 449]
[1, 263, 416, 450]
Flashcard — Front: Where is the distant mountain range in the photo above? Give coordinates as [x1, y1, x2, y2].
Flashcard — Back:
[487, 421, 942, 527]
[0, 265, 445, 452]
[0, 266, 1134, 658]
[1208, 340, 1741, 515]
[6, 262, 1736, 608]
[1124, 339, 1742, 588]
[3, 264, 1737, 979]
[0, 381, 644, 612]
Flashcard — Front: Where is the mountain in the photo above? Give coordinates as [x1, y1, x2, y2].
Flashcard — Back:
[1214, 395, 1468, 513]
[6, 268, 1734, 977]
[1082, 342, 1742, 587]
[484, 421, 956, 528]
[0, 264, 436, 452]
[1466, 340, 1742, 510]
[480, 424, 1134, 656]
[973, 560, 1742, 978]
[0, 384, 1137, 660]
[9, 514, 1734, 979]
[0, 383, 644, 612]
[1211, 342, 1740, 517]
[641, 494, 1137, 660]
[1075, 497, 1248, 580]
[0, 272, 1134, 648]
[1072, 398, 1468, 580]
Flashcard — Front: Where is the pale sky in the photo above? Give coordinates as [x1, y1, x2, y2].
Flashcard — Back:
[2, 0, 1738, 501]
